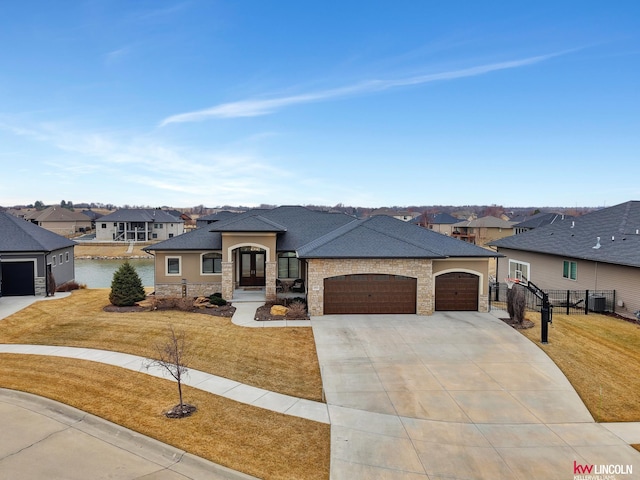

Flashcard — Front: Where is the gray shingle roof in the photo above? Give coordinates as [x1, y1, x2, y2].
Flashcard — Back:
[209, 215, 287, 233]
[98, 209, 183, 223]
[145, 205, 499, 259]
[514, 212, 571, 229]
[297, 215, 499, 258]
[489, 201, 640, 268]
[0, 212, 76, 252]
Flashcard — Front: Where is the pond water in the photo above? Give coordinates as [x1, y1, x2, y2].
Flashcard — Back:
[74, 258, 155, 288]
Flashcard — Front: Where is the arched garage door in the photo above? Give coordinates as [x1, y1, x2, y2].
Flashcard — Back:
[324, 274, 417, 314]
[435, 272, 479, 311]
[1, 261, 35, 296]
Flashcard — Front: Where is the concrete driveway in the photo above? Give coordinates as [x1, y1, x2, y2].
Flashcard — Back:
[312, 311, 640, 480]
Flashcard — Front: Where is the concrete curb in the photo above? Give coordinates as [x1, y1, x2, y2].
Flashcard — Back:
[0, 388, 259, 480]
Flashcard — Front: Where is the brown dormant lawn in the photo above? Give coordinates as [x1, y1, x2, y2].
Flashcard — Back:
[0, 355, 330, 480]
[519, 311, 640, 423]
[0, 289, 329, 479]
[74, 243, 152, 258]
[0, 289, 323, 400]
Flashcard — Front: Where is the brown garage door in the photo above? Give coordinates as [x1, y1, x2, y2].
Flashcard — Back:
[324, 274, 417, 314]
[435, 272, 479, 311]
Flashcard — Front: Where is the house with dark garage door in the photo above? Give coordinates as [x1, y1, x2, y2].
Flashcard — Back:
[144, 206, 500, 315]
[0, 212, 76, 297]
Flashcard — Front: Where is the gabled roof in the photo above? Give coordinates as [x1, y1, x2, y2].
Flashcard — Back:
[297, 215, 499, 259]
[514, 212, 571, 229]
[98, 209, 184, 223]
[489, 201, 640, 268]
[452, 216, 515, 228]
[0, 212, 76, 252]
[26, 206, 92, 223]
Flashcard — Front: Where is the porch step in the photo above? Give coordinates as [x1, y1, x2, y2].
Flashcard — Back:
[232, 289, 266, 303]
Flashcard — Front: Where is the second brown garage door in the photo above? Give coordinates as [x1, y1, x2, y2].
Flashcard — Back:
[435, 272, 479, 311]
[324, 274, 417, 314]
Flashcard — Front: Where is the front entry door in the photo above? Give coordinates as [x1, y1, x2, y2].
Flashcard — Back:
[240, 251, 265, 286]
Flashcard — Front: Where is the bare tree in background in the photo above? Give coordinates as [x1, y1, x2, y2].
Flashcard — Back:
[145, 325, 196, 418]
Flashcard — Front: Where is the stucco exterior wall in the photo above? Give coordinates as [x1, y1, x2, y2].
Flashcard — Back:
[152, 250, 223, 298]
[305, 258, 434, 316]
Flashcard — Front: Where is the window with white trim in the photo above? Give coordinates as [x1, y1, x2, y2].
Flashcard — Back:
[563, 260, 577, 280]
[166, 256, 181, 275]
[508, 259, 530, 283]
[202, 252, 222, 274]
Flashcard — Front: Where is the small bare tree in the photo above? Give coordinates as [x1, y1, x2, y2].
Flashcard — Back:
[145, 325, 196, 418]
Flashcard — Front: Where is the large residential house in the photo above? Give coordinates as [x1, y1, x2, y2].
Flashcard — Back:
[416, 212, 462, 236]
[451, 216, 516, 246]
[0, 212, 76, 296]
[511, 212, 572, 235]
[24, 206, 92, 236]
[368, 208, 421, 222]
[96, 209, 185, 242]
[144, 206, 498, 316]
[489, 201, 640, 317]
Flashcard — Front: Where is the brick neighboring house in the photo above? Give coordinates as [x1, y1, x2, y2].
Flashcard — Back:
[24, 206, 92, 236]
[451, 216, 516, 246]
[96, 209, 185, 242]
[0, 212, 76, 296]
[144, 206, 498, 316]
[489, 201, 640, 317]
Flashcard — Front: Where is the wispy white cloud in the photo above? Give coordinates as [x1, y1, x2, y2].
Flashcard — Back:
[160, 51, 570, 126]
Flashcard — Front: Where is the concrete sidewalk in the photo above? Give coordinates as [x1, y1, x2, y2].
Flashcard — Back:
[312, 311, 640, 480]
[0, 388, 257, 480]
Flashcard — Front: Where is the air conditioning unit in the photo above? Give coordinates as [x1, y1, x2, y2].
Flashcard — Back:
[588, 295, 606, 313]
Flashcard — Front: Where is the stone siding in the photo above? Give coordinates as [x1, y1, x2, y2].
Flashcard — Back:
[35, 277, 46, 296]
[155, 281, 222, 298]
[307, 258, 434, 316]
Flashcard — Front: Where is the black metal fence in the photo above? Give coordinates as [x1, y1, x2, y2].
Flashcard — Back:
[489, 282, 616, 315]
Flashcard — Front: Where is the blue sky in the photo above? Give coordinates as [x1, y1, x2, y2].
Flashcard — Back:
[1, 1, 639, 209]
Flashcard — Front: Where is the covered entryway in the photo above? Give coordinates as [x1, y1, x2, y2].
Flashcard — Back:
[435, 272, 479, 311]
[0, 261, 35, 296]
[324, 274, 416, 314]
[239, 248, 266, 287]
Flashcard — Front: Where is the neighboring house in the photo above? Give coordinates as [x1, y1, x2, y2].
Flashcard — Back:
[368, 208, 420, 222]
[416, 212, 462, 236]
[96, 209, 184, 242]
[24, 206, 92, 236]
[0, 212, 76, 296]
[512, 212, 572, 235]
[195, 211, 241, 228]
[144, 206, 498, 316]
[451, 216, 516, 246]
[488, 201, 640, 317]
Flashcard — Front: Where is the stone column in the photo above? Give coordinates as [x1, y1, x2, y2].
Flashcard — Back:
[221, 262, 234, 300]
[265, 261, 277, 301]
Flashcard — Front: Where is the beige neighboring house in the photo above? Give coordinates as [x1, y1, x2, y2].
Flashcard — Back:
[144, 206, 499, 316]
[25, 206, 92, 237]
[489, 201, 640, 318]
[451, 216, 516, 246]
[96, 209, 184, 242]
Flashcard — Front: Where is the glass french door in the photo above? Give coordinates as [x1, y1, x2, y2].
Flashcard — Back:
[240, 251, 266, 286]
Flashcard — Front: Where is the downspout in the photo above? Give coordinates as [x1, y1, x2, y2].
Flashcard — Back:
[45, 250, 51, 296]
